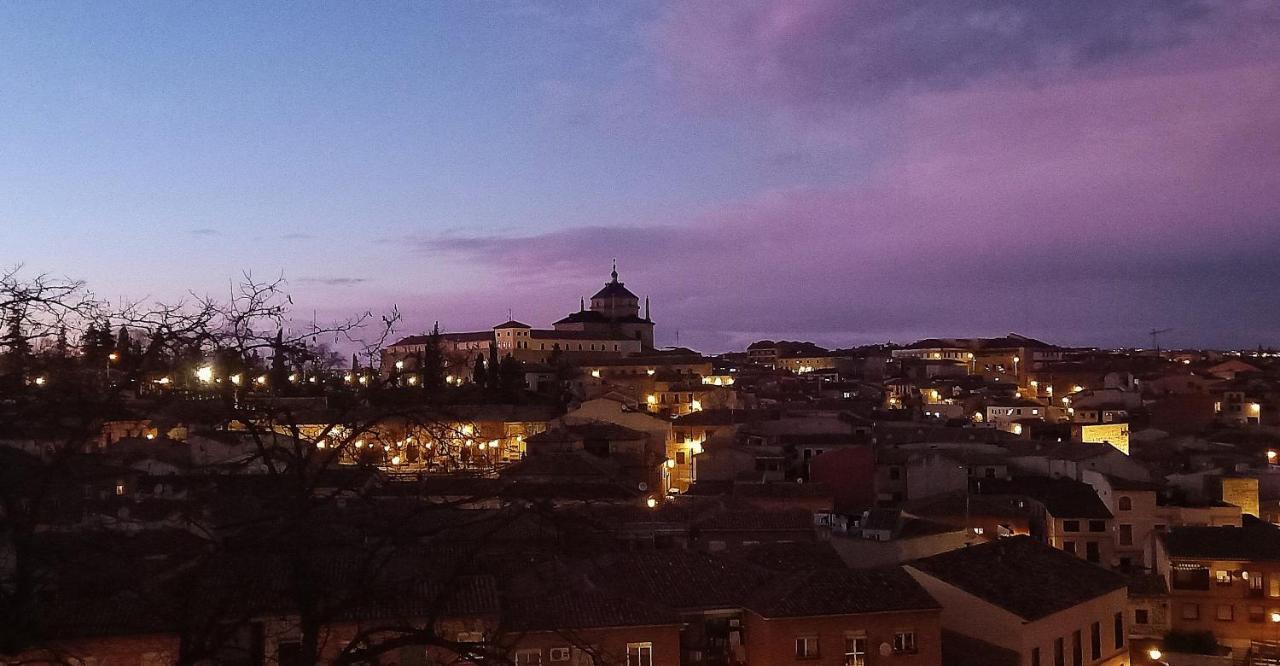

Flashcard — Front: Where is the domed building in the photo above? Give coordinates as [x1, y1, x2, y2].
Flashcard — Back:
[552, 262, 655, 349]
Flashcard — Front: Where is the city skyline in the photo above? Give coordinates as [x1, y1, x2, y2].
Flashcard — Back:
[4, 1, 1279, 352]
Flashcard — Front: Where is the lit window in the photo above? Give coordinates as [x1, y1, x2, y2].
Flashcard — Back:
[893, 631, 916, 654]
[626, 642, 652, 666]
[515, 649, 543, 666]
[844, 635, 866, 666]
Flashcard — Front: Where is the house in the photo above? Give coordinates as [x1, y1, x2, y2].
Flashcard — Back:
[977, 476, 1116, 566]
[743, 567, 943, 665]
[1155, 517, 1280, 658]
[906, 536, 1130, 666]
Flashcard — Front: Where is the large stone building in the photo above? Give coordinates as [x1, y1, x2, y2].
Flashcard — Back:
[382, 264, 656, 371]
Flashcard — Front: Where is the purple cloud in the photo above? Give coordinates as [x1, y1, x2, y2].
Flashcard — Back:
[423, 4, 1280, 351]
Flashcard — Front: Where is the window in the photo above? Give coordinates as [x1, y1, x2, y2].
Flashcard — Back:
[1071, 630, 1082, 666]
[675, 451, 686, 465]
[844, 635, 866, 666]
[1119, 524, 1133, 546]
[1182, 603, 1200, 620]
[1252, 572, 1265, 596]
[1114, 611, 1124, 649]
[1031, 647, 1041, 666]
[625, 643, 652, 666]
[1086, 541, 1100, 563]
[1216, 570, 1233, 585]
[1088, 520, 1106, 533]
[1063, 520, 1080, 532]
[1271, 576, 1280, 598]
[1172, 564, 1211, 590]
[1090, 622, 1101, 660]
[1217, 604, 1234, 621]
[549, 647, 571, 662]
[893, 631, 916, 654]
[1118, 496, 1132, 511]
[1134, 608, 1149, 625]
[795, 636, 819, 659]
[516, 650, 543, 666]
[1053, 637, 1065, 666]
[1251, 606, 1266, 623]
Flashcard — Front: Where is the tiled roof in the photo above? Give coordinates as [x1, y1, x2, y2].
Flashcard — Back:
[730, 541, 848, 572]
[1128, 573, 1169, 596]
[747, 566, 939, 618]
[977, 476, 1113, 519]
[592, 549, 773, 611]
[910, 536, 1126, 621]
[590, 280, 639, 301]
[942, 630, 1020, 666]
[506, 589, 678, 632]
[492, 320, 531, 329]
[1163, 516, 1280, 561]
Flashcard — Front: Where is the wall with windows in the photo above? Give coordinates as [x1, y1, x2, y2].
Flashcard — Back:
[505, 626, 681, 666]
[741, 609, 942, 665]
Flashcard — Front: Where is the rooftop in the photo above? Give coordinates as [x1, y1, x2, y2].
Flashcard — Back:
[910, 536, 1126, 621]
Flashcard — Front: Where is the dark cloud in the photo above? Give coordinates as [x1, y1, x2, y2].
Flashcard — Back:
[655, 1, 1256, 109]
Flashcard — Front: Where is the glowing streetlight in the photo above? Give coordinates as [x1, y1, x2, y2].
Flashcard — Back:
[108, 352, 119, 362]
[395, 360, 404, 369]
[1147, 648, 1162, 660]
[646, 498, 657, 509]
[195, 366, 214, 383]
[230, 374, 242, 386]
[33, 376, 46, 386]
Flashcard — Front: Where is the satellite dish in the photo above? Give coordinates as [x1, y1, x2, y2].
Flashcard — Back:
[879, 643, 892, 656]
[638, 482, 648, 491]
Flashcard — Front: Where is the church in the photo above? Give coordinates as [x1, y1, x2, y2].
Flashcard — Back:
[383, 263, 656, 371]
[492, 262, 655, 360]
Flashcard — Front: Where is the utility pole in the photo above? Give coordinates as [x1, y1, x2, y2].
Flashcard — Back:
[1149, 328, 1173, 353]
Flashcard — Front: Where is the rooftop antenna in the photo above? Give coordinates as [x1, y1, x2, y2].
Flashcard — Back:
[1149, 328, 1173, 353]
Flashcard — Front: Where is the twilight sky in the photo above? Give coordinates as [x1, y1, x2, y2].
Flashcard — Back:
[3, 1, 1279, 352]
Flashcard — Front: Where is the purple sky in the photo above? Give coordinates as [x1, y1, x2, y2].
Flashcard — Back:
[3, 2, 1279, 352]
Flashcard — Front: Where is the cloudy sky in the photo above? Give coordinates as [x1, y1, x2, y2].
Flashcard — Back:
[3, 1, 1278, 351]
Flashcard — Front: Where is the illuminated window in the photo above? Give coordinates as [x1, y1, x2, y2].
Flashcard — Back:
[844, 635, 866, 666]
[625, 643, 654, 666]
[516, 650, 543, 666]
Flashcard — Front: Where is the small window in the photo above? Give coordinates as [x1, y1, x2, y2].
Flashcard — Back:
[892, 631, 916, 654]
[1114, 612, 1124, 649]
[1088, 520, 1106, 533]
[1118, 496, 1132, 511]
[1071, 629, 1082, 666]
[516, 649, 543, 666]
[1063, 520, 1080, 532]
[795, 636, 819, 659]
[625, 643, 652, 666]
[1031, 646, 1041, 666]
[844, 635, 866, 666]
[1119, 524, 1133, 546]
[1053, 637, 1065, 666]
[1134, 608, 1149, 625]
[1217, 604, 1235, 621]
[1216, 570, 1233, 585]
[548, 647, 571, 662]
[1090, 622, 1101, 660]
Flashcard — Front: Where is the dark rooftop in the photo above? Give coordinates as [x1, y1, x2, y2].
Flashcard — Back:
[747, 566, 939, 618]
[910, 536, 1126, 621]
